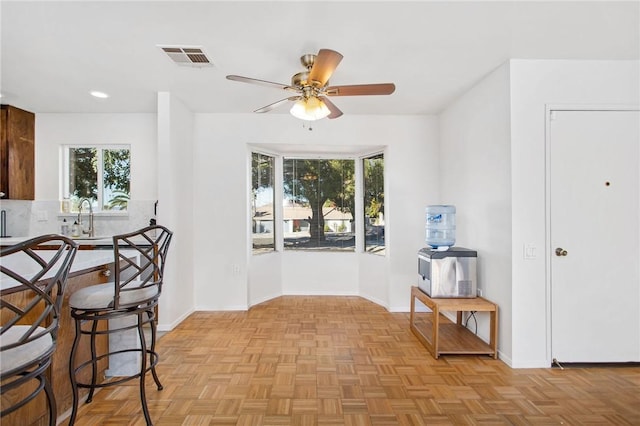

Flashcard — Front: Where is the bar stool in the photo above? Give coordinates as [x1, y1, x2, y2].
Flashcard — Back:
[1, 235, 78, 426]
[68, 225, 172, 425]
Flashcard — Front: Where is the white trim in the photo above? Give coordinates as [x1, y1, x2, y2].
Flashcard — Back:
[193, 305, 249, 312]
[283, 153, 361, 160]
[360, 294, 389, 311]
[248, 150, 278, 256]
[157, 307, 195, 332]
[354, 157, 364, 253]
[60, 144, 131, 213]
[283, 290, 359, 296]
[247, 144, 280, 158]
[360, 151, 386, 256]
[274, 155, 285, 252]
[248, 292, 282, 309]
[546, 104, 639, 112]
[249, 143, 385, 158]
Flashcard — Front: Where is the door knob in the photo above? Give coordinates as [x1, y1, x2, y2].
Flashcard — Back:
[555, 247, 568, 256]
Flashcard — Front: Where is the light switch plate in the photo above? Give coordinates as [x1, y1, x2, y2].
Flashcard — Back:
[524, 244, 537, 260]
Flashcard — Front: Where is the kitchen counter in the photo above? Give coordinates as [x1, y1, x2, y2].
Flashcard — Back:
[1, 234, 154, 251]
[1, 247, 121, 424]
[0, 235, 113, 246]
[0, 249, 137, 292]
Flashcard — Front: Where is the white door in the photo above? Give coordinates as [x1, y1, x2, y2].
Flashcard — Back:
[550, 109, 640, 363]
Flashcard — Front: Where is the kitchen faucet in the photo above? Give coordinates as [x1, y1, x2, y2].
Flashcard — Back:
[77, 198, 95, 237]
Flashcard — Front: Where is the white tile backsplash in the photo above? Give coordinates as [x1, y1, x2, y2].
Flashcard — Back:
[0, 199, 157, 238]
[0, 200, 31, 237]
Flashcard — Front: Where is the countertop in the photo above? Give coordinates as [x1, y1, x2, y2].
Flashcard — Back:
[0, 235, 113, 246]
[1, 249, 137, 292]
[1, 234, 154, 247]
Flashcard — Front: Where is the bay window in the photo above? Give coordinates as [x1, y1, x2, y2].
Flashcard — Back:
[250, 150, 384, 255]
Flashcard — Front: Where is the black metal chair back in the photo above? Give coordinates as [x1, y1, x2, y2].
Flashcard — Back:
[68, 225, 173, 426]
[1, 235, 77, 424]
[112, 225, 173, 310]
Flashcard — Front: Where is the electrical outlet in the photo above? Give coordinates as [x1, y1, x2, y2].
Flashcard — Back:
[36, 210, 48, 222]
[232, 264, 240, 275]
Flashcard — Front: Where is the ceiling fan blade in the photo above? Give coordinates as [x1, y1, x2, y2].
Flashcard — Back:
[325, 83, 396, 96]
[308, 49, 343, 87]
[321, 97, 343, 119]
[226, 75, 298, 92]
[254, 96, 299, 113]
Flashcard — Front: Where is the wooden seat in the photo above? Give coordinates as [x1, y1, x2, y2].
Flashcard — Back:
[1, 235, 78, 426]
[68, 225, 172, 425]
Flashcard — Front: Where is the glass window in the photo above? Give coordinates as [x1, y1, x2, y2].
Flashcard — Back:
[283, 158, 355, 251]
[364, 154, 385, 254]
[62, 145, 130, 212]
[251, 152, 275, 253]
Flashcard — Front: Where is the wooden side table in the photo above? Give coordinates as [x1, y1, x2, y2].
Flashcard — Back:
[410, 286, 498, 359]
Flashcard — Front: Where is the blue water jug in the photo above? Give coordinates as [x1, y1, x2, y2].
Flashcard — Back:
[425, 205, 456, 248]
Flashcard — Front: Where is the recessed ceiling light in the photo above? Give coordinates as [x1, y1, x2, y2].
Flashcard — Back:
[90, 91, 109, 99]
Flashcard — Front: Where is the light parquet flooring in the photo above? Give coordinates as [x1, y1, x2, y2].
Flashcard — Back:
[65, 296, 640, 426]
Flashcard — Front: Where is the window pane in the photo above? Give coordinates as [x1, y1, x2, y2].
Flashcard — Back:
[68, 147, 98, 208]
[252, 153, 275, 253]
[364, 154, 385, 254]
[64, 145, 130, 212]
[102, 149, 130, 211]
[283, 158, 355, 251]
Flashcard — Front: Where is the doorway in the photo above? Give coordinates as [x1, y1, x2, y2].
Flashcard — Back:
[548, 108, 639, 363]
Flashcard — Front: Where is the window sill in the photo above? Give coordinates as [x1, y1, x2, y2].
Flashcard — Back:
[57, 211, 129, 219]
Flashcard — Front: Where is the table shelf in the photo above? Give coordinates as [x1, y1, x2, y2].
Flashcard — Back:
[410, 286, 498, 359]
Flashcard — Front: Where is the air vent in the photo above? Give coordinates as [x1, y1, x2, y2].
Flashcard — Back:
[158, 45, 213, 67]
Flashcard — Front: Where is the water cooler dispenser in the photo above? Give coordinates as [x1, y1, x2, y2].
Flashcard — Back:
[425, 205, 456, 249]
[417, 247, 477, 298]
[419, 205, 477, 298]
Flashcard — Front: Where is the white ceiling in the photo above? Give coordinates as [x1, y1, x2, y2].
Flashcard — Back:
[1, 1, 638, 116]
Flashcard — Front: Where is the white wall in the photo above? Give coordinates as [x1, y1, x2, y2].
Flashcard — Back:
[35, 113, 158, 200]
[192, 114, 438, 312]
[20, 105, 194, 331]
[438, 59, 639, 368]
[509, 60, 639, 367]
[438, 62, 513, 362]
[23, 113, 157, 237]
[24, 60, 637, 368]
[157, 93, 196, 330]
[384, 118, 440, 310]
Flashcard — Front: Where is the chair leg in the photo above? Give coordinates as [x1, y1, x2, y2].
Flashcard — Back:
[148, 309, 163, 390]
[137, 312, 153, 426]
[43, 373, 57, 426]
[86, 318, 100, 403]
[68, 315, 82, 426]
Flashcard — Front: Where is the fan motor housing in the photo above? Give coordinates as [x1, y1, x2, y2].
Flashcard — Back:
[300, 53, 316, 69]
[292, 71, 325, 89]
[291, 71, 309, 87]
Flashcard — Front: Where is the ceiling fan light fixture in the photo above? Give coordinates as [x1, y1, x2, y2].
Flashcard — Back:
[290, 96, 330, 121]
[227, 49, 395, 120]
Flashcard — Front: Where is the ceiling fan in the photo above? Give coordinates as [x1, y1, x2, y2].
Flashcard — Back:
[226, 49, 395, 121]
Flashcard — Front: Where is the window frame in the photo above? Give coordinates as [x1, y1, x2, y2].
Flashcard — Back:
[60, 144, 131, 214]
[251, 151, 277, 254]
[362, 152, 385, 255]
[249, 147, 386, 256]
[282, 157, 356, 252]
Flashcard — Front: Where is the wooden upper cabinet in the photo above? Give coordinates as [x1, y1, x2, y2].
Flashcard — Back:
[0, 105, 35, 200]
